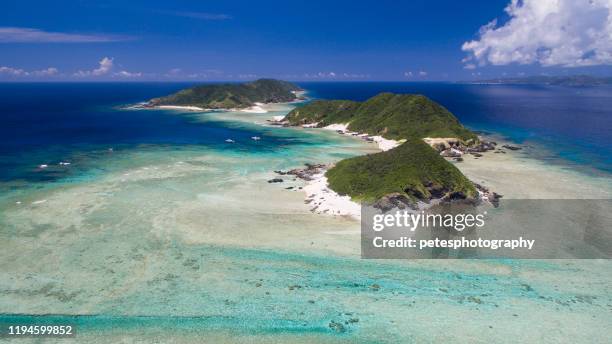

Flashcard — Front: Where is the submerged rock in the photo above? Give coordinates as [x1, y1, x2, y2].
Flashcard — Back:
[467, 141, 497, 153]
[267, 178, 284, 183]
[502, 144, 522, 151]
[285, 163, 327, 181]
[328, 321, 346, 333]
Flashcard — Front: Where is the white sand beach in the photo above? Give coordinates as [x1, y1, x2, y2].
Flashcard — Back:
[155, 105, 206, 111]
[297, 124, 401, 219]
[240, 103, 268, 113]
[302, 173, 362, 219]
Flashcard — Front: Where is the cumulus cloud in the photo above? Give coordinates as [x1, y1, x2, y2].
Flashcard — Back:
[0, 66, 27, 76]
[92, 57, 113, 75]
[302, 72, 338, 79]
[462, 0, 612, 67]
[32, 67, 59, 76]
[0, 27, 133, 43]
[0, 66, 59, 77]
[74, 57, 114, 77]
[73, 57, 142, 78]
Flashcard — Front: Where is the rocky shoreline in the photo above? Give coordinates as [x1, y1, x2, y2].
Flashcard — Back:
[265, 135, 519, 217]
[266, 111, 519, 218]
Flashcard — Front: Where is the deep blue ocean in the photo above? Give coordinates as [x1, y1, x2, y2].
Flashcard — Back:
[1, 82, 610, 186]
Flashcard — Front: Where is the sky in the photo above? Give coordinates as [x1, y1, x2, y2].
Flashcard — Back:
[1, 0, 612, 81]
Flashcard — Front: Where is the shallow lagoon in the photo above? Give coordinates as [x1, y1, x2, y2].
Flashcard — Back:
[0, 83, 611, 343]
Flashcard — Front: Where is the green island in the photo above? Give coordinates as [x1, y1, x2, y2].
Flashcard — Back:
[148, 79, 302, 109]
[284, 93, 480, 205]
[285, 93, 476, 141]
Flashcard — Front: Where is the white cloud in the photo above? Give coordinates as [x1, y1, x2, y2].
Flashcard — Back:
[303, 72, 337, 79]
[73, 57, 142, 78]
[32, 67, 59, 76]
[0, 66, 59, 77]
[93, 57, 113, 75]
[0, 66, 27, 76]
[115, 70, 142, 78]
[462, 0, 612, 67]
[404, 70, 428, 77]
[74, 57, 114, 77]
[0, 27, 133, 43]
[342, 72, 369, 78]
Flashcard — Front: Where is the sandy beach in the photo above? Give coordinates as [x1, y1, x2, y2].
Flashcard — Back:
[292, 123, 402, 219]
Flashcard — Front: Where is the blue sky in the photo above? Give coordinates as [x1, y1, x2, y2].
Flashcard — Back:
[2, 0, 612, 81]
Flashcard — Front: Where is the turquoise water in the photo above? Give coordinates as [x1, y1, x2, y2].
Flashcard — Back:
[1, 83, 611, 343]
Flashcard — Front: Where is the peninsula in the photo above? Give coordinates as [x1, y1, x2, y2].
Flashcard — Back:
[147, 79, 303, 110]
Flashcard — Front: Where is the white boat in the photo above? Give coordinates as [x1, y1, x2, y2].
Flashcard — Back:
[225, 139, 235, 143]
[38, 164, 48, 168]
[251, 136, 261, 141]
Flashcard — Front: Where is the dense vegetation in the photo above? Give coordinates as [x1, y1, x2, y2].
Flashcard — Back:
[326, 138, 477, 203]
[285, 93, 477, 141]
[149, 79, 302, 109]
[284, 92, 479, 203]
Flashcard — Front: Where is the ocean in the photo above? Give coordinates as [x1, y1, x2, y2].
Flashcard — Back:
[0, 82, 610, 343]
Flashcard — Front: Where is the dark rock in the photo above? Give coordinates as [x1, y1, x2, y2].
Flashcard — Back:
[488, 192, 503, 207]
[467, 141, 497, 153]
[474, 183, 502, 207]
[373, 192, 415, 212]
[502, 144, 522, 151]
[471, 153, 483, 157]
[446, 191, 468, 200]
[286, 163, 327, 181]
[274, 170, 287, 175]
[267, 178, 284, 183]
[454, 157, 464, 162]
[425, 181, 447, 199]
[328, 321, 346, 333]
[440, 148, 462, 158]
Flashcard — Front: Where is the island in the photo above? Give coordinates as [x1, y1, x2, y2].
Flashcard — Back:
[150, 81, 493, 210]
[147, 79, 303, 110]
[281, 93, 489, 209]
[468, 75, 612, 87]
